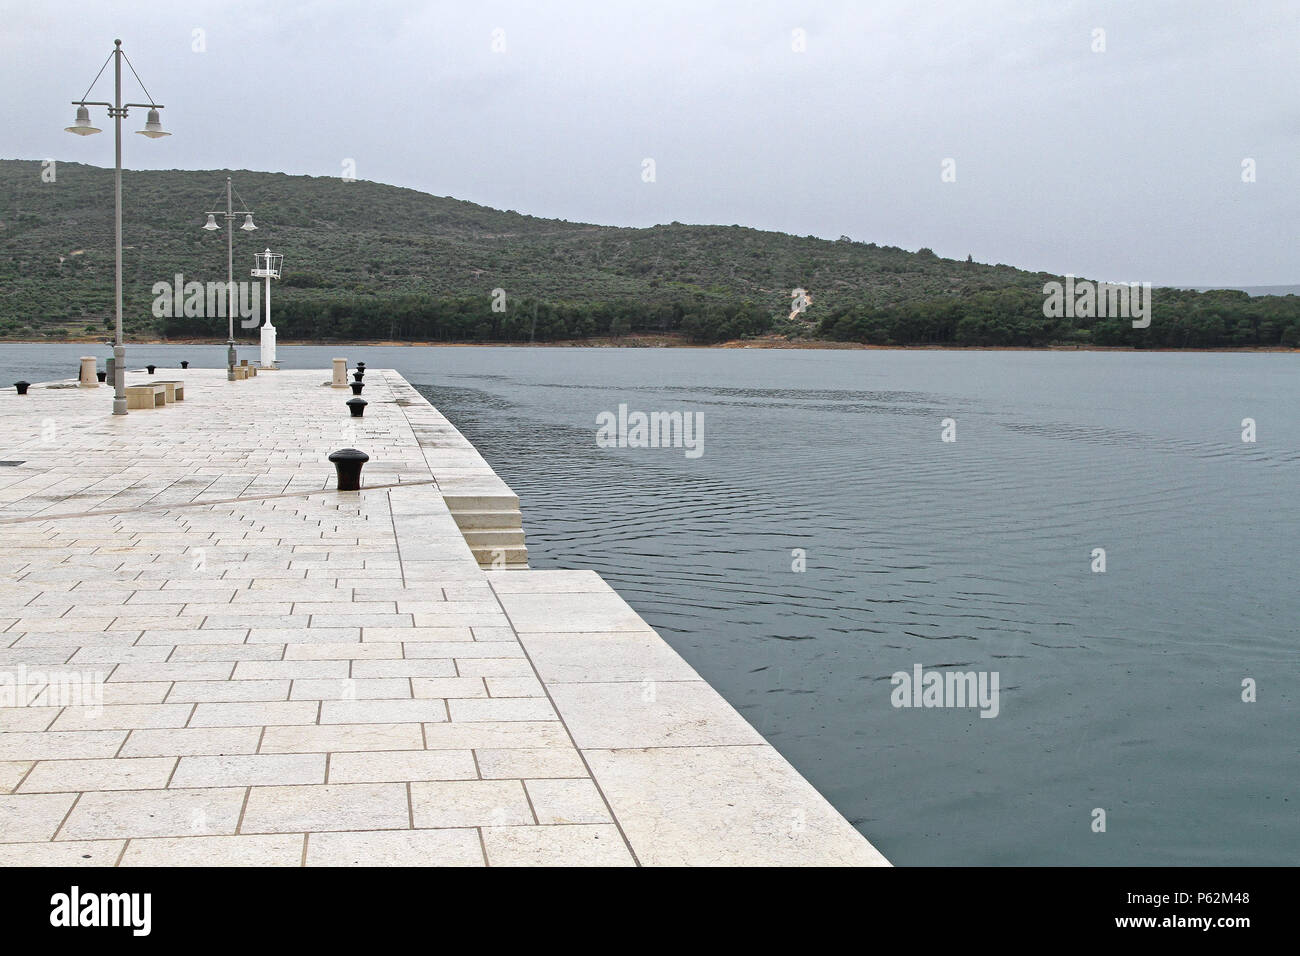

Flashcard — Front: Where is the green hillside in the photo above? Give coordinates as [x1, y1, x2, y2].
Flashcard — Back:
[2, 158, 1296, 347]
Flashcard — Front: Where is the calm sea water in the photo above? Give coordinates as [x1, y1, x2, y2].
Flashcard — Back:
[4, 343, 1296, 866]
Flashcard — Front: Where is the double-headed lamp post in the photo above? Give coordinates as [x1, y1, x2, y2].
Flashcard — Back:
[202, 179, 257, 380]
[66, 39, 170, 416]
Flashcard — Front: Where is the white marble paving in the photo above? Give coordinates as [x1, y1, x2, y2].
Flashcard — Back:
[0, 366, 886, 866]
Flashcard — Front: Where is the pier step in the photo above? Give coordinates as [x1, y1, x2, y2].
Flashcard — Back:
[463, 529, 526, 548]
[443, 495, 528, 569]
[451, 509, 523, 531]
[443, 493, 520, 512]
[470, 545, 529, 568]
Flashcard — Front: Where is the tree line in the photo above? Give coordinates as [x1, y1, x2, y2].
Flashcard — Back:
[819, 288, 1300, 348]
[159, 294, 775, 344]
[157, 287, 1300, 348]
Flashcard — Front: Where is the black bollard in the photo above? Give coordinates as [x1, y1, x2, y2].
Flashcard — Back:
[349, 381, 365, 395]
[352, 370, 365, 383]
[347, 398, 368, 418]
[97, 371, 107, 383]
[146, 365, 156, 375]
[181, 361, 189, 369]
[356, 362, 366, 374]
[14, 381, 30, 395]
[328, 448, 369, 491]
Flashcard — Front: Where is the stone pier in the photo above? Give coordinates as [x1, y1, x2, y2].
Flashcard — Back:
[0, 367, 887, 866]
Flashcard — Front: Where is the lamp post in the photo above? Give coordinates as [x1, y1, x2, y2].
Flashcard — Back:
[66, 39, 170, 416]
[250, 248, 284, 368]
[203, 179, 257, 380]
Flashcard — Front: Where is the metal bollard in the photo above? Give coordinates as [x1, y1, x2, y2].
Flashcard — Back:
[352, 370, 364, 383]
[181, 361, 189, 369]
[356, 362, 366, 373]
[349, 381, 365, 395]
[146, 365, 156, 375]
[347, 398, 368, 418]
[14, 381, 30, 395]
[328, 448, 369, 491]
[97, 371, 107, 383]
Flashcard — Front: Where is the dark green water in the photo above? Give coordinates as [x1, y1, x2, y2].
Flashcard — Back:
[4, 343, 1296, 865]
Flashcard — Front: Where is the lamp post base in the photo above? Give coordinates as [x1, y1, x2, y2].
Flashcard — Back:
[227, 342, 237, 381]
[260, 321, 277, 369]
[112, 343, 127, 416]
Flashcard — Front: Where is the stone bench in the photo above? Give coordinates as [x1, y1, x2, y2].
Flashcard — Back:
[152, 381, 185, 402]
[125, 384, 168, 409]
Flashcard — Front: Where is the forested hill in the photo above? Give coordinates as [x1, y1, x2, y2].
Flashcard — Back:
[2, 158, 1297, 347]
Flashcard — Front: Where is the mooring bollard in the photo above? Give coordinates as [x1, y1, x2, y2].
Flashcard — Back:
[347, 398, 368, 418]
[79, 356, 98, 388]
[14, 381, 30, 395]
[181, 361, 189, 369]
[349, 381, 365, 395]
[328, 448, 369, 491]
[352, 370, 365, 383]
[146, 364, 156, 375]
[356, 362, 366, 373]
[331, 358, 348, 388]
[96, 371, 107, 383]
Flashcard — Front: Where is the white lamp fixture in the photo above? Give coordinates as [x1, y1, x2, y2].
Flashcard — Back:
[65, 105, 101, 136]
[136, 107, 169, 138]
[240, 214, 257, 231]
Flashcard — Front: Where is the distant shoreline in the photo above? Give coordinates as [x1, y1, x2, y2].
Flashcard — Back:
[4, 336, 1297, 354]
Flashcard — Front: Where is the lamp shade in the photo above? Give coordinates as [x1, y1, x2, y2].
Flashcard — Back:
[240, 214, 257, 231]
[203, 214, 219, 231]
[136, 108, 170, 138]
[65, 105, 101, 136]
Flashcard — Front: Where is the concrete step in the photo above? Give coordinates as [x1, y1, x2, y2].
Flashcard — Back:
[450, 509, 523, 531]
[443, 493, 520, 512]
[463, 529, 526, 548]
[471, 545, 529, 568]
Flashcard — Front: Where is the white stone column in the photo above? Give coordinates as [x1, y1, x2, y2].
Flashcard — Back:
[332, 358, 348, 387]
[79, 356, 98, 388]
[260, 276, 277, 368]
[261, 321, 277, 368]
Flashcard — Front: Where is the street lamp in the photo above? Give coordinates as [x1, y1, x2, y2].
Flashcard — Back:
[65, 39, 170, 416]
[250, 248, 284, 369]
[202, 178, 257, 380]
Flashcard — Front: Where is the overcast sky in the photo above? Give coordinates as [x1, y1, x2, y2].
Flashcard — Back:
[3, 0, 1297, 285]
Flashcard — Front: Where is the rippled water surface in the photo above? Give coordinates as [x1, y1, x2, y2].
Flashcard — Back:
[4, 343, 1296, 865]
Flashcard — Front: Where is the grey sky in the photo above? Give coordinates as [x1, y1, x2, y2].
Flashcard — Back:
[4, 0, 1297, 285]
